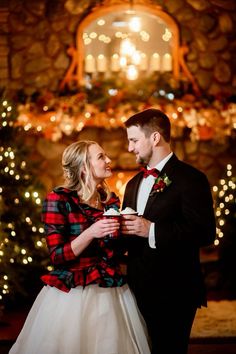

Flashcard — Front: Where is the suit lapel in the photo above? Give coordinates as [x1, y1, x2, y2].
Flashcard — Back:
[133, 173, 143, 210]
[127, 172, 143, 210]
[143, 154, 179, 216]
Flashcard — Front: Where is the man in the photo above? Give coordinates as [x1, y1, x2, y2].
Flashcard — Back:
[121, 108, 216, 354]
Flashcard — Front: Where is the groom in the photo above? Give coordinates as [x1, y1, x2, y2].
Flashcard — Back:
[121, 108, 216, 354]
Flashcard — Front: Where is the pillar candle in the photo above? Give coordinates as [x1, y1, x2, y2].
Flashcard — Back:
[162, 53, 172, 71]
[111, 54, 120, 72]
[97, 54, 107, 72]
[140, 53, 148, 71]
[150, 53, 160, 71]
[85, 54, 95, 73]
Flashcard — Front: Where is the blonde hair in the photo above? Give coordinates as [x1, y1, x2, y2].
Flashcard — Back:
[62, 140, 110, 202]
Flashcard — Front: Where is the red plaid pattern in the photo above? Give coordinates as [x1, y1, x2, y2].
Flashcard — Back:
[41, 187, 126, 291]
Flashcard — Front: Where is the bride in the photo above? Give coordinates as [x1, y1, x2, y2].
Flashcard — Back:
[9, 140, 150, 354]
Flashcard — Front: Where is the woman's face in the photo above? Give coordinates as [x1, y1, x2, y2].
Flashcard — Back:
[88, 144, 112, 183]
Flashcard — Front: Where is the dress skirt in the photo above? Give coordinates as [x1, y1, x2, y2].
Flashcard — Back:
[9, 284, 151, 354]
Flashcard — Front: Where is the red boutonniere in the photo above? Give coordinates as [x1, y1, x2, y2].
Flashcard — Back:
[150, 173, 172, 196]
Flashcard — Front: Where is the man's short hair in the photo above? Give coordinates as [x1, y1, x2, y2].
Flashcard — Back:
[124, 108, 171, 142]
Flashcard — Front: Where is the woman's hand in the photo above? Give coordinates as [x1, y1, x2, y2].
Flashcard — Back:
[87, 218, 120, 239]
[71, 218, 120, 256]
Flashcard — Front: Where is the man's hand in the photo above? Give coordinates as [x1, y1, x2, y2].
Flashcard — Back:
[121, 215, 151, 238]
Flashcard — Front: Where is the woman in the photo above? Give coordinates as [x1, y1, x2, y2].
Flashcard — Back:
[9, 140, 150, 354]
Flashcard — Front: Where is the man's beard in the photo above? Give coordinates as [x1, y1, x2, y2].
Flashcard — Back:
[138, 157, 146, 166]
[137, 150, 152, 166]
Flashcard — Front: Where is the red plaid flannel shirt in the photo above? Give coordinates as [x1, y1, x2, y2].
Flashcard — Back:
[41, 187, 126, 292]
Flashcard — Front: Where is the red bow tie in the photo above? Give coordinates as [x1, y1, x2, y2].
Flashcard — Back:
[141, 167, 159, 178]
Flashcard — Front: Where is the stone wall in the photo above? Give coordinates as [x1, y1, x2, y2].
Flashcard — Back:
[0, 0, 236, 96]
[1, 0, 236, 198]
[27, 127, 236, 199]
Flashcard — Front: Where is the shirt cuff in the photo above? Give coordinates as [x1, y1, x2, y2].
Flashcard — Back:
[148, 222, 156, 248]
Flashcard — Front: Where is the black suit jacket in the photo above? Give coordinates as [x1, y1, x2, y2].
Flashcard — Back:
[122, 154, 216, 308]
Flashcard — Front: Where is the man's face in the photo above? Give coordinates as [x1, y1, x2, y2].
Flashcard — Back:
[126, 125, 153, 165]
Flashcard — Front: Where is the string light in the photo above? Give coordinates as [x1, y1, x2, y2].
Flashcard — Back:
[212, 164, 236, 247]
[0, 98, 49, 306]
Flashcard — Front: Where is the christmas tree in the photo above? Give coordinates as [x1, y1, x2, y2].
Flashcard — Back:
[0, 96, 49, 310]
[212, 164, 236, 298]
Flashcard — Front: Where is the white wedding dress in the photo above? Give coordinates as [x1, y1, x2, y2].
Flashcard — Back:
[9, 284, 151, 354]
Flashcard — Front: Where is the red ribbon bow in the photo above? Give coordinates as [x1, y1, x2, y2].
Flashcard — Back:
[140, 167, 159, 178]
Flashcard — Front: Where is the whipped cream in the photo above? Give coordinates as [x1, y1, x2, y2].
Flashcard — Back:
[103, 208, 120, 216]
[120, 207, 138, 215]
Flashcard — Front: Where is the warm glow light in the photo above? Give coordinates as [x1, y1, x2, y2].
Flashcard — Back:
[131, 51, 141, 65]
[120, 56, 127, 68]
[150, 53, 160, 71]
[111, 54, 120, 72]
[140, 31, 150, 42]
[84, 112, 91, 119]
[129, 17, 141, 32]
[84, 38, 92, 45]
[97, 19, 105, 26]
[162, 28, 172, 42]
[50, 115, 56, 122]
[89, 32, 97, 39]
[35, 198, 41, 204]
[85, 54, 95, 73]
[126, 65, 138, 80]
[97, 54, 107, 72]
[140, 53, 148, 71]
[162, 53, 172, 71]
[172, 113, 178, 119]
[120, 39, 135, 57]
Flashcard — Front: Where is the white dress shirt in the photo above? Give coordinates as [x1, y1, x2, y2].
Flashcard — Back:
[136, 152, 173, 248]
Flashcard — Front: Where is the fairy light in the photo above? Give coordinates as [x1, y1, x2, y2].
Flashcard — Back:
[0, 98, 49, 306]
[212, 164, 236, 247]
